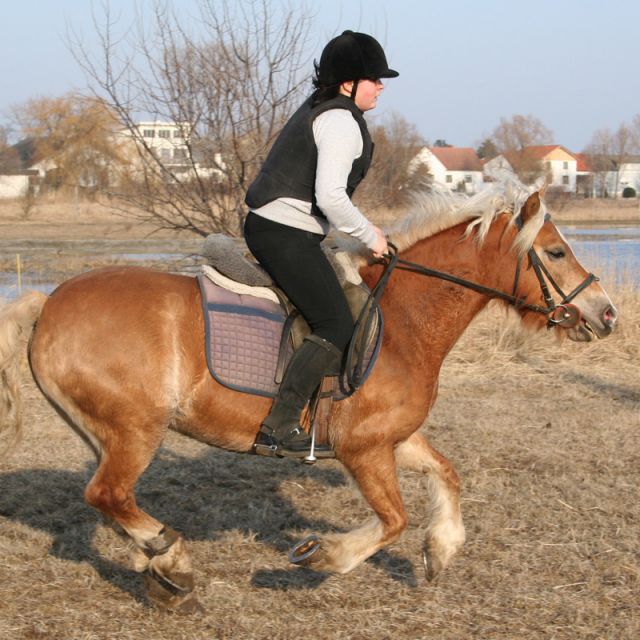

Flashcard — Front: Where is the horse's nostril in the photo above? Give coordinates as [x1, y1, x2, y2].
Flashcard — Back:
[603, 306, 618, 327]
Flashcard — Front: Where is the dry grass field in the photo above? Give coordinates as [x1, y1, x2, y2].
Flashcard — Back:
[0, 195, 638, 242]
[0, 198, 638, 639]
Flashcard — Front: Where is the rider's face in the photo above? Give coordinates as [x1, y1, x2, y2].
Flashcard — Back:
[340, 78, 385, 111]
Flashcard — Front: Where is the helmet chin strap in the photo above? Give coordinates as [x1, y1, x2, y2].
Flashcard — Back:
[349, 79, 359, 100]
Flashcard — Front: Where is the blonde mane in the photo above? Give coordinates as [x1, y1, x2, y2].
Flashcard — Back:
[387, 174, 547, 255]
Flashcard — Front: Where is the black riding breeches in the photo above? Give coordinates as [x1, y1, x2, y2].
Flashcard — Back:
[243, 212, 354, 351]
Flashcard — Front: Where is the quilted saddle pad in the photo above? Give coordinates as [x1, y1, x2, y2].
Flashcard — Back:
[197, 273, 382, 399]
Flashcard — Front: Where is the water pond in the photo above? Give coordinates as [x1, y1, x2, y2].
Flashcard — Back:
[1, 224, 638, 301]
[559, 224, 639, 287]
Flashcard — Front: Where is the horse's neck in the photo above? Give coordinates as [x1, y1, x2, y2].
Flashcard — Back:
[370, 216, 515, 368]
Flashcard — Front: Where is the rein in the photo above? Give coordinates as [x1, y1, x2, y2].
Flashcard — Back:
[345, 219, 598, 392]
[379, 226, 598, 328]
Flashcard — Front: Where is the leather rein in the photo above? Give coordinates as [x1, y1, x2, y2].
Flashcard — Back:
[379, 215, 599, 329]
[346, 215, 598, 392]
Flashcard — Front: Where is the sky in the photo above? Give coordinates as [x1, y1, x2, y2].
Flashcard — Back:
[1, 0, 639, 153]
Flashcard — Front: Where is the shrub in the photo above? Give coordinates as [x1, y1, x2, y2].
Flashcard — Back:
[622, 186, 636, 198]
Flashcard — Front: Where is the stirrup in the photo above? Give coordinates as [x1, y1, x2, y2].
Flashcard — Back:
[253, 426, 335, 460]
[253, 427, 280, 457]
[278, 427, 335, 460]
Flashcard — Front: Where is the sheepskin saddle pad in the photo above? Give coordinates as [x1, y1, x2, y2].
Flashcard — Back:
[197, 234, 383, 399]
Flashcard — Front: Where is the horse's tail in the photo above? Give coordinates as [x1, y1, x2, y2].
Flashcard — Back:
[0, 291, 48, 459]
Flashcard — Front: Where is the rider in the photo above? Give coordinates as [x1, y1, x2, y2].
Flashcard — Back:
[244, 30, 398, 458]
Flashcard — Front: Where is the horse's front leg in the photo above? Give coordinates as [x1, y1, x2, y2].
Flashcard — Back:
[395, 431, 465, 579]
[291, 444, 408, 574]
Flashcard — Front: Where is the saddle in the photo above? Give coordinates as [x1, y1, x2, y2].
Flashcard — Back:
[197, 234, 384, 444]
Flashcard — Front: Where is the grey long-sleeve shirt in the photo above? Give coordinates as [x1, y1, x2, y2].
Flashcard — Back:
[249, 109, 377, 249]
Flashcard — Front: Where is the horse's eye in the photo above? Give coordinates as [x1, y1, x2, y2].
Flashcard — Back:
[545, 247, 565, 260]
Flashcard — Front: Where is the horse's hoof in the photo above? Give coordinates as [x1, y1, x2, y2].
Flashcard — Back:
[145, 571, 197, 612]
[422, 547, 443, 582]
[288, 534, 321, 566]
[171, 594, 205, 615]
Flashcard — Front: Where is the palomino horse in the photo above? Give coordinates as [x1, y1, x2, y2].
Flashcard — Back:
[0, 185, 617, 611]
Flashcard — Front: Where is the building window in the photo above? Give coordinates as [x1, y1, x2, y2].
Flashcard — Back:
[445, 175, 452, 183]
[173, 148, 187, 160]
[142, 129, 155, 138]
[563, 161, 568, 169]
[160, 148, 171, 160]
[158, 130, 171, 139]
[562, 175, 569, 185]
[464, 175, 472, 183]
[173, 129, 183, 138]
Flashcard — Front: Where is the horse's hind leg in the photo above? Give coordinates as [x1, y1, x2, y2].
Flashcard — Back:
[82, 418, 198, 611]
[395, 431, 465, 580]
[294, 445, 408, 574]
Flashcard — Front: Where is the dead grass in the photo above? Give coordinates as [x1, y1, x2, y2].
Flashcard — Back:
[0, 196, 196, 241]
[0, 205, 638, 638]
[0, 272, 638, 638]
[550, 198, 639, 224]
[0, 195, 637, 243]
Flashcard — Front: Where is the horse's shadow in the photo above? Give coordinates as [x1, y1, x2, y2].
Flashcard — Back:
[0, 448, 417, 603]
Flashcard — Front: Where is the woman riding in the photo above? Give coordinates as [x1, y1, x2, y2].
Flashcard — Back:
[244, 30, 398, 458]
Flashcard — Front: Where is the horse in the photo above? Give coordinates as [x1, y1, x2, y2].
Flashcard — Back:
[0, 183, 617, 611]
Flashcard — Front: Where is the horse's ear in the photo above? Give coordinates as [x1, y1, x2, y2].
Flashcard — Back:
[521, 192, 541, 223]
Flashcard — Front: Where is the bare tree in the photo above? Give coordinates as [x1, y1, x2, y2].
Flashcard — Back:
[610, 123, 636, 197]
[490, 114, 553, 183]
[356, 112, 427, 210]
[70, 0, 313, 236]
[583, 128, 613, 197]
[585, 122, 637, 197]
[12, 94, 126, 193]
[632, 114, 640, 152]
[0, 126, 22, 174]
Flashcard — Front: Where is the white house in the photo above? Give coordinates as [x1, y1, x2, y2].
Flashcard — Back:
[604, 160, 640, 197]
[481, 145, 583, 194]
[488, 145, 578, 193]
[532, 145, 577, 193]
[131, 121, 191, 166]
[122, 121, 224, 180]
[571, 153, 640, 197]
[0, 174, 30, 198]
[412, 146, 485, 194]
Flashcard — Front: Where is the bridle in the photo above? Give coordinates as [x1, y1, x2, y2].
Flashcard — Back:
[511, 244, 598, 328]
[346, 213, 599, 392]
[511, 212, 599, 327]
[381, 214, 599, 329]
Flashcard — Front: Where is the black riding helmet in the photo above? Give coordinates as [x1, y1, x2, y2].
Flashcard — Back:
[317, 30, 399, 85]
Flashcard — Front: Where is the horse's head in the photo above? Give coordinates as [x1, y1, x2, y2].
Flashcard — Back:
[513, 191, 617, 341]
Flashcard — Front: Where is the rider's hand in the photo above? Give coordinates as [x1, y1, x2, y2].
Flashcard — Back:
[371, 226, 388, 259]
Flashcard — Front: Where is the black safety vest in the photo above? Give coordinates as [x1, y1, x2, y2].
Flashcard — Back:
[245, 94, 374, 218]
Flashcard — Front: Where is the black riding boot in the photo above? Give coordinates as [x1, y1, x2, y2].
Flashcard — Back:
[255, 335, 341, 458]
